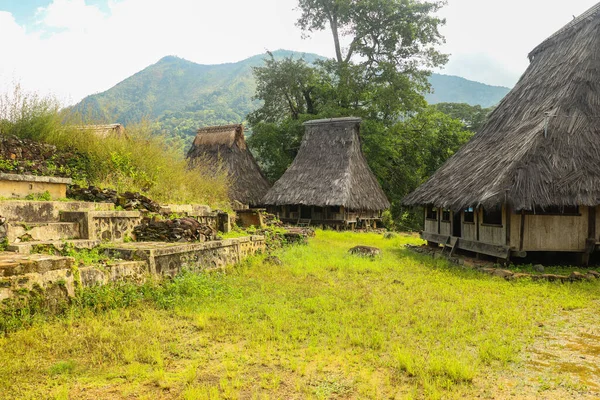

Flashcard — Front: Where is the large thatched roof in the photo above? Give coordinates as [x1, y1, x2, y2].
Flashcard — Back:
[187, 124, 270, 206]
[262, 118, 390, 211]
[404, 2, 600, 211]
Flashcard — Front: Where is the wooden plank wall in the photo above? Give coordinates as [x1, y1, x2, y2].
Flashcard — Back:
[462, 209, 477, 241]
[440, 222, 451, 236]
[509, 206, 588, 251]
[424, 208, 438, 233]
[477, 205, 506, 245]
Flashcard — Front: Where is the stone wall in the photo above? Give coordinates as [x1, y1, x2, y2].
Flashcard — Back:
[0, 236, 266, 303]
[103, 236, 265, 277]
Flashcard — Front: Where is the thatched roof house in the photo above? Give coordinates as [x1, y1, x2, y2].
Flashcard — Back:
[404, 3, 600, 263]
[77, 124, 126, 138]
[187, 124, 270, 207]
[262, 117, 389, 228]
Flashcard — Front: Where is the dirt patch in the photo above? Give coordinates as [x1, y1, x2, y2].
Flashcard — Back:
[481, 302, 600, 399]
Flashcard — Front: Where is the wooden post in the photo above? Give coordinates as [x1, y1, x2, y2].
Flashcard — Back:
[476, 207, 480, 242]
[519, 210, 526, 252]
[505, 203, 511, 247]
[583, 206, 597, 266]
[588, 206, 596, 240]
[438, 207, 441, 234]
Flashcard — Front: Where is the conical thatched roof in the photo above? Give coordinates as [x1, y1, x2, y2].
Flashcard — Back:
[262, 118, 390, 211]
[404, 2, 600, 211]
[187, 124, 270, 206]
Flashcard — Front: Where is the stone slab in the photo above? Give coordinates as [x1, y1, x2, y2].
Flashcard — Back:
[104, 235, 266, 276]
[7, 222, 80, 243]
[7, 239, 101, 254]
[0, 173, 71, 199]
[0, 201, 114, 223]
[0, 252, 74, 277]
[0, 173, 71, 184]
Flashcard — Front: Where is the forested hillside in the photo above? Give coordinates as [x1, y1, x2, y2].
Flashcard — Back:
[426, 74, 509, 107]
[71, 50, 509, 149]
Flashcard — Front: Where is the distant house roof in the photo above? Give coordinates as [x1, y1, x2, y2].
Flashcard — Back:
[404, 2, 600, 211]
[262, 117, 390, 211]
[76, 124, 126, 138]
[186, 124, 271, 207]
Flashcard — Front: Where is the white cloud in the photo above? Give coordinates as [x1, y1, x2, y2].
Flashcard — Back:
[0, 0, 334, 105]
[36, 0, 106, 32]
[1, 0, 600, 103]
[437, 0, 600, 86]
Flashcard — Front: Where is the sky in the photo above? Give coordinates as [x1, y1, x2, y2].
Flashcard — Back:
[0, 0, 598, 105]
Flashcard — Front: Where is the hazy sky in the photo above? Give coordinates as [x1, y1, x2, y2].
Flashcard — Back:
[0, 0, 598, 105]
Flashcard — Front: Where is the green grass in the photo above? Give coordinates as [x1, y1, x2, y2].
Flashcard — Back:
[0, 85, 230, 207]
[0, 231, 598, 399]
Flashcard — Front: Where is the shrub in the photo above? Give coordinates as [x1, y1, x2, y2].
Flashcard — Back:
[0, 85, 230, 206]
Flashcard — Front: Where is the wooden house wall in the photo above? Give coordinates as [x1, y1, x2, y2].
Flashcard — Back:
[440, 221, 451, 236]
[477, 205, 506, 246]
[461, 210, 477, 241]
[424, 207, 438, 233]
[508, 206, 588, 252]
[421, 201, 594, 253]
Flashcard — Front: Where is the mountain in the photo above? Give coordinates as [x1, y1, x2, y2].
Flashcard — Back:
[72, 50, 511, 147]
[425, 74, 510, 107]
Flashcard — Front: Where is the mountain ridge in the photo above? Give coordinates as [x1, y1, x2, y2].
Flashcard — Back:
[72, 50, 511, 145]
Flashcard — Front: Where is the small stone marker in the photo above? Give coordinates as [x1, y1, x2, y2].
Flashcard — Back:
[264, 255, 283, 266]
[533, 264, 545, 273]
[349, 246, 381, 257]
[383, 232, 397, 239]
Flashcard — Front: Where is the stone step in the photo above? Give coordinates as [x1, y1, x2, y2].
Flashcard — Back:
[0, 200, 114, 223]
[6, 239, 101, 254]
[0, 252, 75, 301]
[7, 222, 81, 243]
[0, 252, 74, 278]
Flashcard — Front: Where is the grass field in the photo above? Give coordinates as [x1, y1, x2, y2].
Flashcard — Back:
[1, 231, 599, 399]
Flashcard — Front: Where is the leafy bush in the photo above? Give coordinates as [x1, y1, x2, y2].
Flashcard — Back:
[0, 85, 230, 206]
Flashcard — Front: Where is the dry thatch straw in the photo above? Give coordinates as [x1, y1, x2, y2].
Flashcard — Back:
[75, 124, 127, 139]
[404, 2, 600, 211]
[186, 124, 271, 207]
[262, 117, 390, 211]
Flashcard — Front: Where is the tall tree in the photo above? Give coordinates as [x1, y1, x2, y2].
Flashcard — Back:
[248, 0, 462, 229]
[432, 102, 494, 133]
[297, 0, 447, 117]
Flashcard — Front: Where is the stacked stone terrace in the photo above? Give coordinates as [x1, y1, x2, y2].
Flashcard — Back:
[0, 175, 265, 303]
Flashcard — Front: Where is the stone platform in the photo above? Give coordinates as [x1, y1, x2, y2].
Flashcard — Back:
[0, 173, 71, 199]
[0, 199, 266, 305]
[0, 236, 266, 302]
[0, 252, 75, 301]
[103, 236, 265, 276]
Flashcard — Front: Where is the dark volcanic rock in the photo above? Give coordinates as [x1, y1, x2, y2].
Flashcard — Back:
[133, 217, 216, 242]
[349, 245, 382, 257]
[68, 186, 161, 213]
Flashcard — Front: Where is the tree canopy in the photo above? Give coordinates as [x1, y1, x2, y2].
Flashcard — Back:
[248, 0, 480, 229]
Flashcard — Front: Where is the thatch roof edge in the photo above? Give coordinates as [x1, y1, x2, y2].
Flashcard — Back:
[529, 2, 600, 59]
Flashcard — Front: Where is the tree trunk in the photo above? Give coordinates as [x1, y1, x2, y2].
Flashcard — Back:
[329, 16, 344, 64]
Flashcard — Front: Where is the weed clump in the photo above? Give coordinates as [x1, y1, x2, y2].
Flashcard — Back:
[0, 85, 230, 207]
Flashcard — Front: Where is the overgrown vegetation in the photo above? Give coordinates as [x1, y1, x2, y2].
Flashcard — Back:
[0, 85, 230, 206]
[0, 231, 597, 398]
[247, 1, 477, 230]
